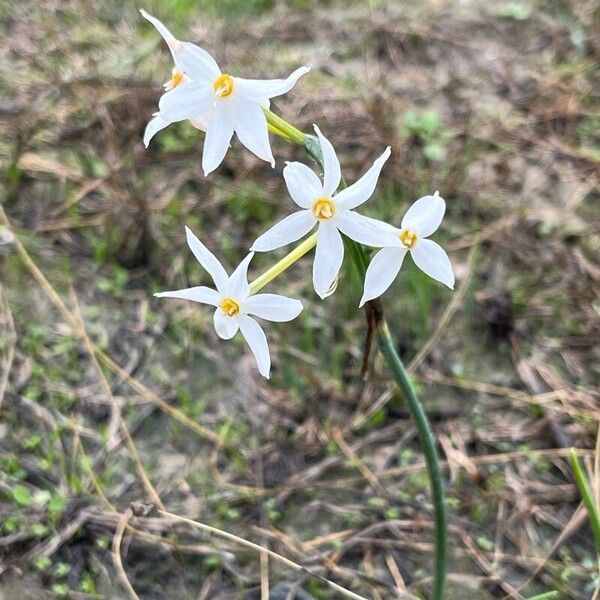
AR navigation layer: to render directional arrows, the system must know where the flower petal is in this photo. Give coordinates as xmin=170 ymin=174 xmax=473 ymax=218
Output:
xmin=401 ymin=193 xmax=446 ymax=238
xmin=143 ymin=114 xmax=170 ymax=147
xmin=213 ymin=309 xmax=239 ymax=340
xmin=202 ymin=104 xmax=235 ymax=176
xmin=313 ymin=125 xmax=341 ymax=196
xmin=313 ymin=223 xmax=344 ymax=299
xmin=243 ymin=294 xmax=303 ymax=322
xmin=359 ymin=247 xmax=407 ymax=307
xmin=283 ymin=162 xmax=323 ymax=208
xmin=335 ymin=211 xmax=399 ymax=247
xmin=158 ymin=81 xmax=213 ymax=123
xmin=227 ymin=252 xmax=254 ymax=299
xmin=411 ymin=239 xmax=454 ymax=289
xmin=234 ymin=102 xmax=274 ymax=166
xmin=334 ymin=146 xmax=391 ymax=210
xmin=250 ymin=211 xmax=315 ymax=252
xmin=234 ymin=66 xmax=310 ymax=101
xmin=185 ymin=226 xmax=229 ymax=292
xmin=140 ymin=10 xmax=220 ymax=79
xmin=175 ymin=42 xmax=221 ymax=81
xmin=238 ymin=315 xmax=271 ymax=378
xmin=140 ymin=9 xmax=177 ymax=47
xmin=154 ymin=285 xmax=220 ymax=306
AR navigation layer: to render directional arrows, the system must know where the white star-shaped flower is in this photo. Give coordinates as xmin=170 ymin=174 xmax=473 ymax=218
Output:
xmin=155 ymin=227 xmax=303 ymax=378
xmin=250 ymin=125 xmax=392 ymax=299
xmin=140 ymin=10 xmax=211 ymax=146
xmin=140 ymin=10 xmax=309 ymax=176
xmin=360 ymin=192 xmax=454 ymax=307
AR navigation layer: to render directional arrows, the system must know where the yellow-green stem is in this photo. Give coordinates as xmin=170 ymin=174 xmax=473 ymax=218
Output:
xmin=267 ymin=123 xmax=294 ymax=142
xmin=249 ymin=232 xmax=317 ymax=295
xmin=264 ymin=108 xmax=306 ymax=145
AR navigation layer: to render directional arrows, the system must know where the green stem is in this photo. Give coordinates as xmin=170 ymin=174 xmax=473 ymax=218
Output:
xmin=264 ymin=108 xmax=306 ymax=145
xmin=376 ymin=320 xmax=447 ymax=599
xmin=267 ymin=123 xmax=294 ymax=142
xmin=344 ymin=235 xmax=447 ymax=600
xmin=265 ymin=112 xmax=447 ymax=598
xmin=570 ymin=449 xmax=600 ymax=553
xmin=249 ymin=233 xmax=317 ymax=295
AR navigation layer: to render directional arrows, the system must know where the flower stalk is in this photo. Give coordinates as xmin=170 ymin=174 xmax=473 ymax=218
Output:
xmin=264 ymin=108 xmax=307 ymax=145
xmin=249 ymin=232 xmax=317 ymax=295
xmin=267 ymin=123 xmax=295 ymax=142
xmin=266 ymin=111 xmax=448 ymax=600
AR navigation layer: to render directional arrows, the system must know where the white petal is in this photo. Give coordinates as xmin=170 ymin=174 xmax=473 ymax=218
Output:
xmin=185 ymin=226 xmax=229 ymax=292
xmin=226 ymin=253 xmax=254 ymax=299
xmin=154 ymin=285 xmax=220 ymax=306
xmin=143 ymin=114 xmax=169 ymax=147
xmin=202 ymin=104 xmax=235 ymax=176
xmin=158 ymin=81 xmax=213 ymax=123
xmin=175 ymin=42 xmax=221 ymax=81
xmin=140 ymin=10 xmax=219 ymax=79
xmin=313 ymin=224 xmax=344 ymax=299
xmin=359 ymin=247 xmax=407 ymax=307
xmin=411 ymin=239 xmax=454 ymax=289
xmin=334 ymin=146 xmax=391 ymax=210
xmin=238 ymin=315 xmax=271 ymax=378
xmin=140 ymin=9 xmax=177 ymax=46
xmin=213 ymin=309 xmax=239 ymax=340
xmin=335 ymin=211 xmax=399 ymax=247
xmin=189 ymin=116 xmax=209 ymax=132
xmin=234 ymin=102 xmax=274 ymax=166
xmin=250 ymin=211 xmax=315 ymax=252
xmin=243 ymin=294 xmax=303 ymax=322
xmin=401 ymin=194 xmax=446 ymax=238
xmin=234 ymin=66 xmax=310 ymax=101
xmin=283 ymin=162 xmax=323 ymax=208
xmin=313 ymin=125 xmax=341 ymax=196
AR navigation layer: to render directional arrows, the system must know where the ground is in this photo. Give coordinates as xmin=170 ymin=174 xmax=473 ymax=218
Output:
xmin=0 ymin=0 xmax=599 ymax=598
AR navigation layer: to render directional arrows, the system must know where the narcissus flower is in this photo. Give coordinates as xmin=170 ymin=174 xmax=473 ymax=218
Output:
xmin=155 ymin=227 xmax=303 ymax=378
xmin=251 ymin=126 xmax=392 ymax=299
xmin=140 ymin=10 xmax=309 ymax=176
xmin=140 ymin=10 xmax=211 ymax=147
xmin=360 ymin=192 xmax=454 ymax=307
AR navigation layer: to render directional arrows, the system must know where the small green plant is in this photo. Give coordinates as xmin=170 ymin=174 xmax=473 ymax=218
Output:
xmin=12 ymin=484 xmax=33 ymax=507
xmin=400 ymin=109 xmax=450 ymax=162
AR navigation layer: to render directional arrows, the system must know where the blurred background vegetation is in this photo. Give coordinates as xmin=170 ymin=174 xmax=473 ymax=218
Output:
xmin=0 ymin=0 xmax=599 ymax=598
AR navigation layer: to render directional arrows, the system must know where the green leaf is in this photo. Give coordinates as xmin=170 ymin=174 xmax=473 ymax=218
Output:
xmin=498 ymin=2 xmax=532 ymax=20
xmin=12 ymin=484 xmax=33 ymax=506
xmin=51 ymin=583 xmax=69 ymax=597
xmin=34 ymin=555 xmax=51 ymax=571
xmin=476 ymin=535 xmax=495 ymax=552
xmin=48 ymin=493 xmax=67 ymax=520
xmin=423 ymin=143 xmax=447 ymax=162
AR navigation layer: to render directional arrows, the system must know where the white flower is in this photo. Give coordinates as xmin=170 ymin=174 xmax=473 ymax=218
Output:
xmin=155 ymin=227 xmax=303 ymax=378
xmin=140 ymin=10 xmax=211 ymax=147
xmin=360 ymin=192 xmax=454 ymax=307
xmin=250 ymin=125 xmax=392 ymax=299
xmin=140 ymin=10 xmax=309 ymax=176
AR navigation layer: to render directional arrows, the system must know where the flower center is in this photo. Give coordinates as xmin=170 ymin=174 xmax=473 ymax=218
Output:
xmin=399 ymin=228 xmax=418 ymax=249
xmin=212 ymin=74 xmax=235 ymax=98
xmin=219 ymin=297 xmax=240 ymax=317
xmin=312 ymin=197 xmax=336 ymax=220
xmin=164 ymin=69 xmax=185 ymax=91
